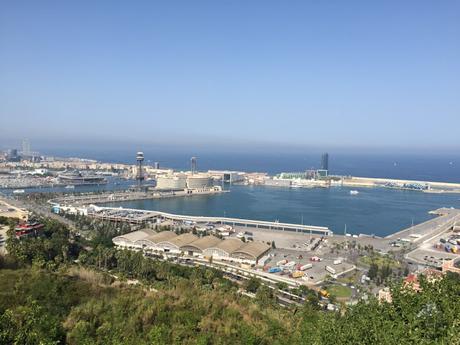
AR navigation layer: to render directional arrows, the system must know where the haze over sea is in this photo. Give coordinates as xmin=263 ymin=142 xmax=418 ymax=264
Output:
xmin=47 ymin=148 xmax=460 ymax=183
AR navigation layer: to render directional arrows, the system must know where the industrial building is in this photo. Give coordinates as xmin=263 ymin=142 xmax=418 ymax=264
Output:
xmin=207 ymin=170 xmax=245 ymax=183
xmin=112 ymin=231 xmax=271 ymax=264
xmin=155 ymin=233 xmax=198 ymax=253
xmin=155 ymin=174 xmax=187 ymax=190
xmin=231 ymin=241 xmax=271 ymax=262
xmin=154 ymin=172 xmax=213 ymax=191
xmin=186 ymin=173 xmax=212 ymax=189
xmin=181 ymin=235 xmax=222 ymax=256
xmin=135 ymin=231 xmax=177 ymax=250
xmin=202 ymin=238 xmax=245 ymax=259
xmin=112 ymin=229 xmax=157 ymax=249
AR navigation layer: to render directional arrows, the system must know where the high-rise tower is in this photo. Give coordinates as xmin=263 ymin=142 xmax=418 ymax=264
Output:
xmin=190 ymin=157 xmax=197 ymax=174
xmin=136 ymin=151 xmax=144 ymax=187
xmin=321 ymin=153 xmax=329 ymax=171
xmin=22 ymin=139 xmax=31 ymax=156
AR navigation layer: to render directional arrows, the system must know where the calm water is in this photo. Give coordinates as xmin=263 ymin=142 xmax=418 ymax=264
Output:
xmin=104 ymin=185 xmax=460 ymax=236
xmin=4 ymin=151 xmax=460 ymax=237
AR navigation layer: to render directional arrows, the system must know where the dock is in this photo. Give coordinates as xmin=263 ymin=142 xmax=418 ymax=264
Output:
xmin=49 ymin=187 xmax=225 ymax=206
xmin=386 ymin=207 xmax=460 ymax=243
xmin=87 ymin=206 xmax=333 ymax=236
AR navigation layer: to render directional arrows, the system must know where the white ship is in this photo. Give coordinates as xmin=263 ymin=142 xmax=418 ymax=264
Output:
xmin=13 ymin=189 xmax=25 ymax=194
xmin=350 ymin=190 xmax=359 ymax=195
xmin=65 ymin=185 xmax=75 ymax=189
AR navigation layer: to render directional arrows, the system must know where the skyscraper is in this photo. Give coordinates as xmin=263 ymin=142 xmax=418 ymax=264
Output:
xmin=321 ymin=153 xmax=329 ymax=171
xmin=191 ymin=157 xmax=197 ymax=174
xmin=22 ymin=139 xmax=31 ymax=156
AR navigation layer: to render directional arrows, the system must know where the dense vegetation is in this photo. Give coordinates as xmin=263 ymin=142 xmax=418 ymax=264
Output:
xmin=1 ymin=216 xmax=460 ymax=344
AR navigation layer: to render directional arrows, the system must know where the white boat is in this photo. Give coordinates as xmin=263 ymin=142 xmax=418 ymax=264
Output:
xmin=350 ymin=190 xmax=359 ymax=195
xmin=13 ymin=189 xmax=25 ymax=194
xmin=65 ymin=185 xmax=75 ymax=189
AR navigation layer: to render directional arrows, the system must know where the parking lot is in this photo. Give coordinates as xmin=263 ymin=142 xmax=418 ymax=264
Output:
xmin=406 ymin=227 xmax=460 ymax=267
xmin=265 ymin=248 xmax=355 ymax=284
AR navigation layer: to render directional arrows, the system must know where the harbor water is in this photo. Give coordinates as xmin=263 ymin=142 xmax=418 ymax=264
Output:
xmin=103 ymin=184 xmax=460 ymax=237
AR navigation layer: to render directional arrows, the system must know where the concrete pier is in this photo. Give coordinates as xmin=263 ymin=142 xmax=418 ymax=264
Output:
xmin=87 ymin=206 xmax=333 ymax=236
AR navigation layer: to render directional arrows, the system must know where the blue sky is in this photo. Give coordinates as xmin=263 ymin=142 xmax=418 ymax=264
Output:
xmin=1 ymin=1 xmax=459 ymax=153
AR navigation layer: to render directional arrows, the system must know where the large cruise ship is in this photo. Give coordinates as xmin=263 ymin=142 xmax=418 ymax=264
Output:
xmin=58 ymin=170 xmax=107 ymax=185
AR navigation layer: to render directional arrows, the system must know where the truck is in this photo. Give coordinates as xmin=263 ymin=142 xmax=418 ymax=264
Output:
xmin=291 ymin=271 xmax=304 ymax=278
xmin=300 ymin=263 xmax=313 ymax=271
xmin=325 ymin=266 xmax=336 ymax=275
xmin=284 ymin=261 xmax=296 ymax=268
xmin=319 ymin=289 xmax=330 ymax=298
xmin=268 ymin=267 xmax=282 ymax=274
xmin=276 ymin=259 xmax=288 ymax=266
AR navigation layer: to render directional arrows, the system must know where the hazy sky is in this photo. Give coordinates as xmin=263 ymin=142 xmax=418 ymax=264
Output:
xmin=1 ymin=1 xmax=459 ymax=152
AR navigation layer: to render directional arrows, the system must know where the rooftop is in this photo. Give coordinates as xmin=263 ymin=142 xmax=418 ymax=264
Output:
xmin=233 ymin=241 xmax=271 ymax=259
xmin=164 ymin=233 xmax=198 ymax=248
xmin=182 ymin=235 xmax=222 ymax=251
xmin=113 ymin=229 xmax=156 ymax=243
xmin=145 ymin=231 xmax=177 ymax=244
xmin=210 ymin=238 xmax=245 ymax=254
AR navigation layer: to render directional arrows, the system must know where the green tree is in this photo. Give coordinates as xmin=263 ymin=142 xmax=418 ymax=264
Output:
xmin=244 ymin=277 xmax=262 ymax=293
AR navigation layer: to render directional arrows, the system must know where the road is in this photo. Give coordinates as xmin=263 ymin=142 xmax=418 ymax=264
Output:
xmin=1 ymin=195 xmax=77 ymax=231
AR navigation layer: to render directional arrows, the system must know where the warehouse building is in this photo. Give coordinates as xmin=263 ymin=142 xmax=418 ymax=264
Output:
xmin=203 ymin=238 xmax=245 ymax=260
xmin=112 ymin=229 xmax=157 ymax=250
xmin=134 ymin=231 xmax=177 ymax=251
xmin=180 ymin=235 xmax=222 ymax=257
xmin=113 ymin=230 xmax=271 ymax=264
xmin=155 ymin=233 xmax=198 ymax=254
xmin=232 ymin=242 xmax=271 ymax=264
